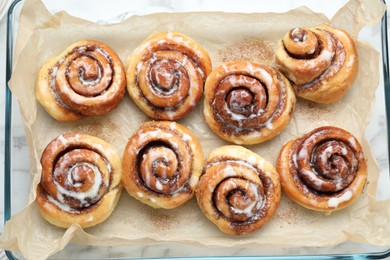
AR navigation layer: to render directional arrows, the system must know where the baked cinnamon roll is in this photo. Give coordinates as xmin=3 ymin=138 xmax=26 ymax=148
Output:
xmin=36 ymin=40 xmax=126 ymax=121
xmin=276 ymin=126 xmax=367 ymax=211
xmin=126 ymin=31 xmax=212 ymax=120
xmin=36 ymin=133 xmax=122 ymax=228
xmin=204 ymin=61 xmax=296 ymax=145
xmin=275 ymin=25 xmax=358 ymax=103
xmin=196 ymin=146 xmax=281 ymax=235
xmin=122 ymin=121 xmax=203 ymax=209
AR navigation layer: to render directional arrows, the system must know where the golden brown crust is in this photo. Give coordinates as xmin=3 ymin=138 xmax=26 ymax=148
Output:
xmin=36 ymin=133 xmax=122 ymax=228
xmin=276 ymin=126 xmax=367 ymax=212
xmin=275 ymin=25 xmax=358 ymax=104
xmin=203 ymin=61 xmax=296 ymax=145
xmin=196 ymin=146 xmax=281 ymax=235
xmin=36 ymin=40 xmax=126 ymax=122
xmin=126 ymin=31 xmax=212 ymax=120
xmin=122 ymin=121 xmax=204 ymax=209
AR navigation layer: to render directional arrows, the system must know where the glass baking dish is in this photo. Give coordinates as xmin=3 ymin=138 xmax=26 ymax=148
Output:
xmin=3 ymin=0 xmax=390 ymax=258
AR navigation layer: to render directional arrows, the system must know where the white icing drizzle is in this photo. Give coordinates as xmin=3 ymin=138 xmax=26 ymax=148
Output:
xmin=291 ymin=28 xmax=308 ymax=42
xmin=222 ymin=165 xmax=237 ymax=178
xmin=298 ymin=147 xmax=309 ymax=160
xmin=197 ymin=67 xmax=205 ymax=79
xmin=223 ymin=102 xmax=248 ymax=121
xmin=169 ymin=122 xmax=177 ymax=130
xmin=292 ymin=153 xmax=298 ymax=169
xmin=78 ymin=64 xmax=102 ymax=86
xmin=47 ymin=195 xmax=73 ymax=212
xmin=164 ymin=109 xmax=176 ymax=120
xmin=57 ymin=135 xmax=68 ymax=146
xmin=49 ymin=60 xmax=73 ymax=110
xmin=298 ymin=49 xmax=334 ymax=71
xmin=230 ymin=183 xmax=263 ymax=217
xmin=67 ymin=164 xmax=87 ymax=187
xmin=328 ymin=190 xmax=352 ymax=208
xmin=136 ymin=192 xmax=144 ymax=198
xmin=320 ymin=146 xmax=335 ymax=164
xmin=335 ymin=180 xmax=344 ymax=191
xmin=54 ymin=162 xmax=103 ymax=207
xmin=217 ymin=68 xmax=286 ymax=136
xmin=301 ymin=168 xmax=323 ymax=190
xmin=95 ymin=47 xmax=111 ymax=61
xmin=143 ymin=158 xmax=151 ymax=188
xmin=291 ymin=28 xmax=300 ymax=34
xmin=57 ymin=192 xmax=65 ymax=203
xmin=170 ymin=140 xmax=178 ymax=149
xmin=222 ymin=64 xmax=229 ymax=73
xmin=51 ymin=65 xmax=59 ymax=78
xmin=206 ymin=160 xmax=261 ymax=177
xmin=137 ymin=130 xmax=161 ymax=145
xmin=181 ymin=55 xmax=189 ymax=67
xmin=182 ymin=134 xmax=192 ymax=142
xmin=321 ymin=49 xmax=333 ymax=62
xmin=265 ymin=121 xmax=273 ymax=130
xmin=348 ymin=136 xmax=357 ymax=149
xmin=247 ymin=155 xmax=257 ymax=165
xmin=136 ymin=62 xmax=144 ymax=75
xmin=150 ymin=198 xmax=157 ymax=203
xmin=346 ymin=55 xmax=355 ymax=68
xmin=258 ymin=68 xmax=273 ymax=86
xmin=157 ymin=39 xmax=167 ymax=45
xmin=102 ymin=159 xmax=111 ymax=188
xmin=167 ymin=31 xmax=174 ymax=39
xmin=155 ymin=179 xmax=163 ymax=191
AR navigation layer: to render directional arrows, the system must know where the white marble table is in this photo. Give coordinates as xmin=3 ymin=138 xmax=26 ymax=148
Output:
xmin=0 ymin=0 xmax=389 ymax=258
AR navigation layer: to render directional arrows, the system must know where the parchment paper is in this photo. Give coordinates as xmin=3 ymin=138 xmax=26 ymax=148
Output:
xmin=1 ymin=0 xmax=389 ymax=259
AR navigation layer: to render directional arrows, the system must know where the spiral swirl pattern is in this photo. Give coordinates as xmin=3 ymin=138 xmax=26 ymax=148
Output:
xmin=275 ymin=25 xmax=358 ymax=103
xmin=277 ymin=126 xmax=367 ymax=211
xmin=122 ymin=121 xmax=203 ymax=209
xmin=36 ymin=133 xmax=122 ymax=228
xmin=204 ymin=61 xmax=296 ymax=145
xmin=196 ymin=146 xmax=281 ymax=235
xmin=36 ymin=40 xmax=126 ymax=121
xmin=126 ymin=31 xmax=212 ymax=120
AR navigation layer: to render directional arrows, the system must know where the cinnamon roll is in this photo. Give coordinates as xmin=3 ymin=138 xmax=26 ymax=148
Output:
xmin=196 ymin=146 xmax=281 ymax=235
xmin=126 ymin=31 xmax=212 ymax=120
xmin=36 ymin=40 xmax=126 ymax=122
xmin=122 ymin=121 xmax=203 ymax=209
xmin=204 ymin=61 xmax=296 ymax=145
xmin=276 ymin=126 xmax=367 ymax=211
xmin=275 ymin=25 xmax=358 ymax=103
xmin=36 ymin=133 xmax=122 ymax=228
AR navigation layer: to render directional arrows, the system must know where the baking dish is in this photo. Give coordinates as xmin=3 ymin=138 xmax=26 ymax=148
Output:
xmin=3 ymin=0 xmax=390 ymax=258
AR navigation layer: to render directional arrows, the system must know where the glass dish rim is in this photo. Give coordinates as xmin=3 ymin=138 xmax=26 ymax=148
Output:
xmin=3 ymin=0 xmax=390 ymax=259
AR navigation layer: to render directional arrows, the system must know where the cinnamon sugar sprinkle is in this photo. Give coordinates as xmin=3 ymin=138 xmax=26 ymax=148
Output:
xmin=219 ymin=39 xmax=275 ymax=65
xmin=275 ymin=199 xmax=299 ymax=225
xmin=74 ymin=119 xmax=119 ymax=143
xmin=149 ymin=212 xmax=178 ymax=232
xmin=294 ymin=100 xmax=332 ymax=123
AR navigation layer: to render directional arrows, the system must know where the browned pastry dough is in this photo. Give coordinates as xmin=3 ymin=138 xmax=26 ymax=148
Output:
xmin=122 ymin=121 xmax=203 ymax=209
xmin=204 ymin=61 xmax=296 ymax=145
xmin=276 ymin=126 xmax=367 ymax=211
xmin=275 ymin=25 xmax=358 ymax=103
xmin=36 ymin=133 xmax=122 ymax=228
xmin=196 ymin=146 xmax=281 ymax=235
xmin=126 ymin=31 xmax=212 ymax=120
xmin=36 ymin=40 xmax=126 ymax=121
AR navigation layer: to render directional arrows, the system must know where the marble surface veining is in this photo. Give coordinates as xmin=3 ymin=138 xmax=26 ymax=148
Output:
xmin=0 ymin=0 xmax=389 ymax=258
